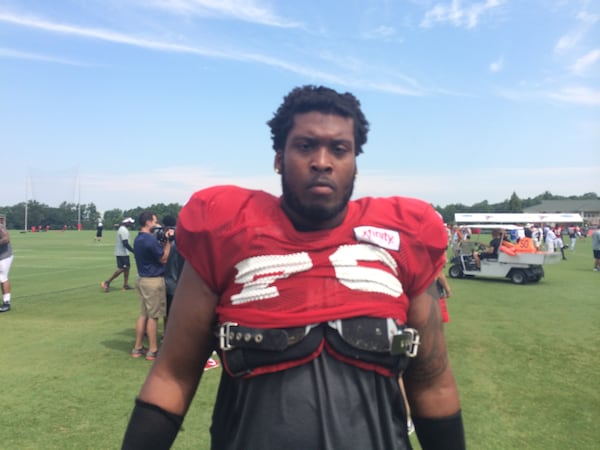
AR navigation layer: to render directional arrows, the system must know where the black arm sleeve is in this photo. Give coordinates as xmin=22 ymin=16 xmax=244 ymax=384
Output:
xmin=121 ymin=398 xmax=183 ymax=450
xmin=413 ymin=410 xmax=466 ymax=450
xmin=122 ymin=239 xmax=134 ymax=253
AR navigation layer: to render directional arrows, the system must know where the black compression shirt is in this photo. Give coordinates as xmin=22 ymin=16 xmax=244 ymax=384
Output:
xmin=210 ymin=350 xmax=412 ymax=450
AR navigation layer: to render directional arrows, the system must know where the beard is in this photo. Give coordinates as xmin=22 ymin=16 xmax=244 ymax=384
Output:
xmin=280 ymin=169 xmax=355 ymax=224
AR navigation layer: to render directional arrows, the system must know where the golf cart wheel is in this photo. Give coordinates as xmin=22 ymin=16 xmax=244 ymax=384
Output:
xmin=510 ymin=269 xmax=527 ymax=285
xmin=448 ymin=264 xmax=463 ymax=279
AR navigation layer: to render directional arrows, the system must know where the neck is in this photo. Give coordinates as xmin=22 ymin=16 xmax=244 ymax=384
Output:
xmin=281 ymin=201 xmax=347 ymax=231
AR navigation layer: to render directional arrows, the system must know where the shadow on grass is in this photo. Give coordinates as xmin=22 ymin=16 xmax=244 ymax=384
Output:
xmin=102 ymin=328 xmax=136 ymax=354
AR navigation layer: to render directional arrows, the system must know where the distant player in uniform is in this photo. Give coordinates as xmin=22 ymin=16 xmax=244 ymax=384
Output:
xmin=122 ymin=85 xmax=464 ymax=450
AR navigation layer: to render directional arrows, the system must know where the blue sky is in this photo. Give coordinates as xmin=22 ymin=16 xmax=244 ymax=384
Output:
xmin=1 ymin=0 xmax=599 ymax=213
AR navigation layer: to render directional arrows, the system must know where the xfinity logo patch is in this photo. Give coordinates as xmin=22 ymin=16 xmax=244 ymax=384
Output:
xmin=354 ymin=226 xmax=400 ymax=251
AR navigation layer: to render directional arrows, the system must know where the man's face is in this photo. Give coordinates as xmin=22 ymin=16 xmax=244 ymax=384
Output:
xmin=275 ymin=111 xmax=357 ymax=230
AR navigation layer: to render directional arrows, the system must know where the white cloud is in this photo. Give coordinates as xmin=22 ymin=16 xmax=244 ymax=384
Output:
xmin=489 ymin=56 xmax=503 ymax=73
xmin=554 ymin=32 xmax=582 ymax=53
xmin=570 ymin=48 xmax=600 ymax=75
xmin=0 ymin=11 xmax=424 ymax=96
xmin=420 ymin=0 xmax=504 ymax=29
xmin=496 ymin=85 xmax=600 ymax=106
xmin=0 ymin=11 xmax=227 ymax=56
xmin=547 ymin=86 xmax=600 ymax=105
xmin=361 ymin=25 xmax=397 ymax=40
xmin=143 ymin=0 xmax=302 ymax=28
xmin=576 ymin=10 xmax=599 ymax=26
xmin=554 ymin=8 xmax=599 ymax=53
xmin=0 ymin=47 xmax=93 ymax=66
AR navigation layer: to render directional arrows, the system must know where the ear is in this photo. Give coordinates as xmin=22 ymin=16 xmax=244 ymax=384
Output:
xmin=274 ymin=151 xmax=282 ymax=174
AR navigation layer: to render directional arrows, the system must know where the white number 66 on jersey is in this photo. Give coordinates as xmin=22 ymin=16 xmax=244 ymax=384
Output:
xmin=231 ymin=244 xmax=403 ymax=305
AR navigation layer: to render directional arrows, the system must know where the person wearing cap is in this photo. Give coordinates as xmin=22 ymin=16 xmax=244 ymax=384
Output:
xmin=101 ymin=217 xmax=135 ymax=292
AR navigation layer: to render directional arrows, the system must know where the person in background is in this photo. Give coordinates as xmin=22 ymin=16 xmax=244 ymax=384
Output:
xmin=532 ymin=225 xmax=544 ymax=249
xmin=436 ymin=270 xmax=453 ymax=323
xmin=0 ymin=222 xmax=14 ymax=313
xmin=544 ymin=226 xmax=557 ymax=253
xmin=131 ymin=211 xmax=173 ymax=361
xmin=162 ymin=214 xmax=219 ymax=371
xmin=101 ymin=218 xmax=135 ymax=292
xmin=592 ymin=228 xmax=600 ymax=272
xmin=95 ymin=220 xmax=104 ymax=242
xmin=122 ymin=85 xmax=464 ymax=450
xmin=554 ymin=227 xmax=567 ymax=260
xmin=451 ymin=225 xmax=463 ymax=256
xmin=162 ymin=215 xmax=181 ymax=328
xmin=473 ymin=229 xmax=502 ymax=269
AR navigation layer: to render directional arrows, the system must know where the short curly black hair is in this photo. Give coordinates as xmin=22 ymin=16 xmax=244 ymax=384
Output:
xmin=267 ymin=85 xmax=369 ymax=155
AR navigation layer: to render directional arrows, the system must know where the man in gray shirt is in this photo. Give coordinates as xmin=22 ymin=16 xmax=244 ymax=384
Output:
xmin=101 ymin=217 xmax=135 ymax=292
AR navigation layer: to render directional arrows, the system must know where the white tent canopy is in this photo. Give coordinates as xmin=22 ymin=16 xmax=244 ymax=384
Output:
xmin=454 ymin=213 xmax=583 ymax=224
xmin=456 ymin=224 xmax=522 ymax=230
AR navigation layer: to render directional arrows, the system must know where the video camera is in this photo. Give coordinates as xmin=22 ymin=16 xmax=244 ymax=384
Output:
xmin=151 ymin=226 xmax=175 ymax=243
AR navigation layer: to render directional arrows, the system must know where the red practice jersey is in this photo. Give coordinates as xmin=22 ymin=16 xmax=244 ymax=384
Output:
xmin=177 ymin=186 xmax=447 ymax=328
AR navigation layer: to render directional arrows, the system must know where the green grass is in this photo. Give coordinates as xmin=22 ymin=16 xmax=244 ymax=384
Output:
xmin=0 ymin=230 xmax=219 ymax=450
xmin=1 ymin=230 xmax=599 ymax=449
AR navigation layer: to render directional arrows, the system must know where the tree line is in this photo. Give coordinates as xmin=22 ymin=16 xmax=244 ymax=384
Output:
xmin=0 ymin=191 xmax=597 ymax=230
xmin=0 ymin=200 xmax=181 ymax=231
xmin=434 ymin=191 xmax=598 ymax=224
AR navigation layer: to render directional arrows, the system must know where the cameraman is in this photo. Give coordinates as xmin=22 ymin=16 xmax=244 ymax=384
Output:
xmin=131 ymin=211 xmax=174 ymax=361
xmin=162 ymin=215 xmax=182 ymax=328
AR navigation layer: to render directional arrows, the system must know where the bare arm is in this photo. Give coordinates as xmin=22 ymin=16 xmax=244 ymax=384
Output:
xmin=403 ymin=281 xmax=460 ymax=418
xmin=137 ymin=260 xmax=218 ymax=415
xmin=159 ymin=239 xmax=172 ymax=265
xmin=437 ymin=272 xmax=452 ymax=298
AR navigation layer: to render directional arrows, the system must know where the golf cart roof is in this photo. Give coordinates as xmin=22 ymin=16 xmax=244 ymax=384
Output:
xmin=454 ymin=213 xmax=583 ymax=224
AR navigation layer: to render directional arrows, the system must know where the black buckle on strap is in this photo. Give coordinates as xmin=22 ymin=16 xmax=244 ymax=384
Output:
xmin=218 ymin=322 xmax=238 ymax=351
xmin=391 ymin=328 xmax=420 ymax=358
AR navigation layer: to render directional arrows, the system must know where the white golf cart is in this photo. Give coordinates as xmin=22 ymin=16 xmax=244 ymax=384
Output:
xmin=449 ymin=212 xmax=582 ymax=284
xmin=448 ymin=224 xmax=562 ymax=284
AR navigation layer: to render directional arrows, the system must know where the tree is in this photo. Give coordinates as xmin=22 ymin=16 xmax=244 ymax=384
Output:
xmin=508 ymin=192 xmax=522 ymax=212
xmin=581 ymin=192 xmax=599 ymax=199
xmin=470 ymin=200 xmax=491 ymax=212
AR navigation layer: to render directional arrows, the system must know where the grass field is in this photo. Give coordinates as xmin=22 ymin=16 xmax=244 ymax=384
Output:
xmin=0 ymin=229 xmax=598 ymax=449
